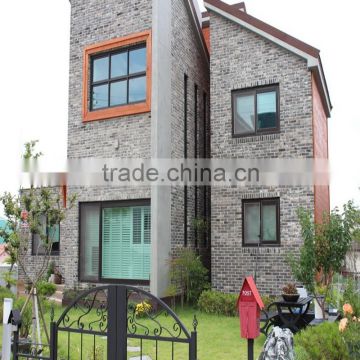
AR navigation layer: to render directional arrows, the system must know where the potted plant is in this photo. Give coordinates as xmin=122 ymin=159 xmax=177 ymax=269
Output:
xmin=47 ymin=261 xmax=55 ymax=283
xmin=282 ymin=283 xmax=300 ymax=302
xmin=53 ymin=266 xmax=62 ymax=284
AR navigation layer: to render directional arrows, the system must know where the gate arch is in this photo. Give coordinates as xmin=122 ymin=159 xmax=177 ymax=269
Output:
xmin=53 ymin=285 xmax=197 ymax=359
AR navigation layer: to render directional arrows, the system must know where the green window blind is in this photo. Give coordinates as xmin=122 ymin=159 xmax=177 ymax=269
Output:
xmin=102 ymin=205 xmax=151 ymax=280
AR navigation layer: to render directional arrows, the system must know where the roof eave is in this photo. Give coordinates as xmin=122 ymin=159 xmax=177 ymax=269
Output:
xmin=204 ymin=0 xmax=332 ymax=117
xmin=185 ymin=0 xmax=210 ymax=65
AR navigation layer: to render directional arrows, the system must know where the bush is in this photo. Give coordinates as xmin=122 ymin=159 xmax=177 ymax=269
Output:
xmin=262 ymin=295 xmax=276 ymax=309
xmin=0 ymin=286 xmax=15 ymax=322
xmin=168 ymin=248 xmax=209 ymax=305
xmin=295 ymin=322 xmax=349 ymax=360
xmin=13 ymin=297 xmax=32 ymax=339
xmin=342 ymin=319 xmax=360 ymax=358
xmin=198 ymin=290 xmax=238 ymax=316
xmin=342 ymin=278 xmax=360 ymax=317
xmin=37 ymin=281 xmax=56 ymax=297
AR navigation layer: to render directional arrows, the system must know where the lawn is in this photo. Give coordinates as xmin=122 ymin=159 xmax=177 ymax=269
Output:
xmin=0 ymin=304 xmax=266 ymax=359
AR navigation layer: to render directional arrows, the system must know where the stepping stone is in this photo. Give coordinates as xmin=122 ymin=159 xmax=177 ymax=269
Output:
xmin=128 ymin=346 xmax=141 ymax=352
xmin=129 ymin=356 xmax=152 ymax=360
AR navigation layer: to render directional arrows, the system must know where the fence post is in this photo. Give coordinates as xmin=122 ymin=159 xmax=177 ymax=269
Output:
xmin=189 ymin=331 xmax=197 ymax=360
xmin=12 ymin=328 xmax=19 ymax=360
xmin=2 ymin=297 xmax=13 ymax=360
xmin=50 ymin=321 xmax=58 ymax=360
xmin=117 ymin=286 xmax=128 ymax=360
xmin=107 ymin=286 xmax=117 ymax=360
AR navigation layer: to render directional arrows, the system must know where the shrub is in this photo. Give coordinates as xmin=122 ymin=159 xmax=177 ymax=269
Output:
xmin=87 ymin=344 xmax=104 ymax=360
xmin=168 ymin=248 xmax=209 ymax=305
xmin=339 ymin=302 xmax=360 ymax=358
xmin=198 ymin=290 xmax=238 ymax=316
xmin=0 ymin=286 xmax=15 ymax=322
xmin=13 ymin=297 xmax=32 ymax=339
xmin=37 ymin=281 xmax=56 ymax=297
xmin=341 ymin=318 xmax=360 ymax=358
xmin=261 ymin=295 xmax=276 ymax=309
xmin=342 ymin=279 xmax=360 ymax=317
xmin=135 ymin=301 xmax=152 ymax=317
xmin=295 ymin=322 xmax=349 ymax=360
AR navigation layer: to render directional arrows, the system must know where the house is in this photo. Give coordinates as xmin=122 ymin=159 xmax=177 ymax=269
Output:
xmin=20 ymin=0 xmax=330 ymax=296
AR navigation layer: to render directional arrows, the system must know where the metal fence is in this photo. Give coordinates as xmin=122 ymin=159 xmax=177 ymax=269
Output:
xmin=12 ymin=285 xmax=198 ymax=360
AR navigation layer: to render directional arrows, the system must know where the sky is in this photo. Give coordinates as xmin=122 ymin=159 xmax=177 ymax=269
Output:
xmin=0 ymin=0 xmax=359 ymax=218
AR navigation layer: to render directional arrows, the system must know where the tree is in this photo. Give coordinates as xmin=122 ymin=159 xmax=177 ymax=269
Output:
xmin=0 ymin=141 xmax=75 ymax=352
xmin=167 ymin=248 xmax=209 ymax=308
xmin=289 ymin=201 xmax=358 ymax=319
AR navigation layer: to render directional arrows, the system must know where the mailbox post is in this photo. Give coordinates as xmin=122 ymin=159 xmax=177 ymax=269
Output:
xmin=237 ymin=276 xmax=264 ymax=360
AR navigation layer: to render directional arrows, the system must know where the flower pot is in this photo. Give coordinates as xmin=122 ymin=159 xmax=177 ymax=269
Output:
xmin=282 ymin=294 xmax=300 ymax=302
xmin=53 ymin=274 xmax=62 ymax=284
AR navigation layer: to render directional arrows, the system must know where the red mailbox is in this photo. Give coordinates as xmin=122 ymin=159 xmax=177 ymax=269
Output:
xmin=237 ymin=276 xmax=264 ymax=339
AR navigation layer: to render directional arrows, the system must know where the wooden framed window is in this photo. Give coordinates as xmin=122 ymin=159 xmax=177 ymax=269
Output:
xmin=79 ymin=200 xmax=151 ymax=284
xmin=232 ymin=85 xmax=280 ymax=137
xmin=83 ymin=31 xmax=152 ymax=122
xmin=242 ymin=198 xmax=280 ymax=246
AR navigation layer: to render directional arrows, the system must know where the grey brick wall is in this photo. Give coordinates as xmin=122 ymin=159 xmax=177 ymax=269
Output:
xmin=18 ymin=0 xmax=153 ymax=290
xmin=65 ymin=0 xmax=153 ymax=290
xmin=170 ymin=0 xmax=210 ymax=258
xmin=209 ymin=12 xmax=315 ymax=295
xmin=19 ymin=0 xmax=212 ymax=293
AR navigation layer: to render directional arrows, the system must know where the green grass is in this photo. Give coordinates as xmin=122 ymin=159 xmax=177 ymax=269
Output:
xmin=0 ymin=304 xmax=266 ymax=359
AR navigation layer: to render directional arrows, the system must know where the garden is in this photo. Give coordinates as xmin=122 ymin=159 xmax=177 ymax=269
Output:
xmin=0 ymin=142 xmax=359 ymax=359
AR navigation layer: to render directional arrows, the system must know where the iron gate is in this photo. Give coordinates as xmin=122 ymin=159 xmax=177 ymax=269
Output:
xmin=12 ymin=285 xmax=198 ymax=359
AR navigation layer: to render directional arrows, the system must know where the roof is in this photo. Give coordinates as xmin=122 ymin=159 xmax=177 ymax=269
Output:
xmin=237 ymin=276 xmax=265 ymax=309
xmin=0 ymin=244 xmax=9 ymax=264
xmin=203 ymin=0 xmax=332 ymax=117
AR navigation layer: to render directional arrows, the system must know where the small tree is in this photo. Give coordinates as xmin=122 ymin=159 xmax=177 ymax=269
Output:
xmin=289 ymin=201 xmax=358 ymax=319
xmin=0 ymin=141 xmax=75 ymax=350
xmin=167 ymin=248 xmax=209 ymax=308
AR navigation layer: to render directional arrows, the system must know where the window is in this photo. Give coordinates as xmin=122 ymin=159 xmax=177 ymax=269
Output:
xmin=232 ymin=85 xmax=279 ymax=136
xmin=79 ymin=200 xmax=151 ymax=283
xmin=83 ymin=31 xmax=152 ymax=122
xmin=91 ymin=45 xmax=146 ymax=110
xmin=32 ymin=215 xmax=60 ymax=255
xmin=242 ymin=198 xmax=280 ymax=246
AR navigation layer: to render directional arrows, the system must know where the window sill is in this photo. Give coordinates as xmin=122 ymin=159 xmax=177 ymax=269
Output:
xmin=232 ymin=131 xmax=281 ymax=144
xmin=242 ymin=244 xmax=280 ymax=248
xmin=31 ymin=251 xmax=60 ymax=256
xmin=80 ymin=278 xmax=150 ymax=286
xmin=83 ymin=101 xmax=150 ymax=122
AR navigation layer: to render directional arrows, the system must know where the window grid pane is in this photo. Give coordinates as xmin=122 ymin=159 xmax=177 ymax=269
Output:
xmin=257 ymin=91 xmax=277 ymax=130
xmin=234 ymin=94 xmax=255 ymax=135
xmin=129 ymin=76 xmax=146 ymax=103
xmin=243 ymin=203 xmax=260 ymax=244
xmin=262 ymin=203 xmax=277 ymax=242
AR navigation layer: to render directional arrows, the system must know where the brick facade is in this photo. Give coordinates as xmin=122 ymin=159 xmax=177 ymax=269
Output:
xmin=18 ymin=0 xmax=330 ymax=297
xmin=170 ymin=0 xmax=210 ymax=257
xmin=209 ymin=12 xmax=316 ymax=295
